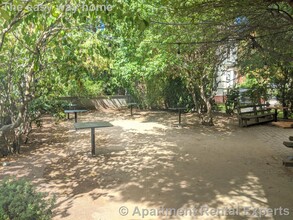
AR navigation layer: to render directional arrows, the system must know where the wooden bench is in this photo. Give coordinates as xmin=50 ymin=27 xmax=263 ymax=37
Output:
xmin=237 ymin=104 xmax=276 ymax=127
xmin=283 ymin=137 xmax=293 ymax=167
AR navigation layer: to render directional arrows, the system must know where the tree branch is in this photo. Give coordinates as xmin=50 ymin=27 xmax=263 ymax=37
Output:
xmin=0 ymin=2 xmax=31 ymax=50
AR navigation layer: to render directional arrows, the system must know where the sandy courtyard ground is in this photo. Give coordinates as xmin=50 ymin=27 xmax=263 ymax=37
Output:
xmin=0 ymin=109 xmax=293 ymax=220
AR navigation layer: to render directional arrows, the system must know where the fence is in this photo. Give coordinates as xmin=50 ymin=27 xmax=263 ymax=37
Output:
xmin=58 ymin=95 xmax=129 ymax=110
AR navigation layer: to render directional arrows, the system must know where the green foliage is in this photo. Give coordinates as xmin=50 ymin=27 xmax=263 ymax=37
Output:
xmin=29 ymin=97 xmax=68 ymax=120
xmin=143 ymin=77 xmax=166 ymax=108
xmin=1 ymin=0 xmax=293 ymax=132
xmin=215 ymin=103 xmax=226 ymax=113
xmin=63 ymin=78 xmax=104 ymax=97
xmin=163 ymin=77 xmax=193 ymax=108
xmin=239 ymin=76 xmax=268 ymax=103
xmin=0 ymin=178 xmax=55 ymax=220
xmin=225 ymin=88 xmax=239 ymax=114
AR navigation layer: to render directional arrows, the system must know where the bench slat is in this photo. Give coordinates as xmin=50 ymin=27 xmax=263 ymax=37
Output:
xmin=241 ymin=113 xmax=274 ymax=119
xmin=238 ymin=104 xmax=268 ymax=107
xmin=283 ymin=141 xmax=293 ymax=148
xmin=239 ymin=110 xmax=271 ymax=115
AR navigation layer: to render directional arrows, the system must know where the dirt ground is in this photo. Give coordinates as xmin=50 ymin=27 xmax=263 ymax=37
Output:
xmin=0 ymin=109 xmax=293 ymax=220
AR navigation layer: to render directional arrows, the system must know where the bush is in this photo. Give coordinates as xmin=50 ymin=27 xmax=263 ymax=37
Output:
xmin=225 ymin=88 xmax=239 ymax=114
xmin=0 ymin=178 xmax=55 ymax=220
xmin=29 ymin=97 xmax=67 ymax=120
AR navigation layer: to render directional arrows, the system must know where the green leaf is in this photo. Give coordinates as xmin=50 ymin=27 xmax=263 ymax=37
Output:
xmin=0 ymin=8 xmax=10 ymax=21
xmin=51 ymin=7 xmax=60 ymax=18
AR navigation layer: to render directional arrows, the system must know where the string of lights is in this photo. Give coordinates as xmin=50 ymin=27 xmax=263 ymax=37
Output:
xmin=142 ymin=28 xmax=293 ymax=45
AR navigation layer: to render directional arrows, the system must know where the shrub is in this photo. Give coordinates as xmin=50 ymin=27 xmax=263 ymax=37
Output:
xmin=0 ymin=178 xmax=55 ymax=220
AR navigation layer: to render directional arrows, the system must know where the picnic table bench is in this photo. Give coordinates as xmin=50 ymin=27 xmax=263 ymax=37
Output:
xmin=283 ymin=136 xmax=293 ymax=167
xmin=237 ymin=104 xmax=275 ymax=127
xmin=74 ymin=121 xmax=113 ymax=156
xmin=64 ymin=109 xmax=87 ymax=123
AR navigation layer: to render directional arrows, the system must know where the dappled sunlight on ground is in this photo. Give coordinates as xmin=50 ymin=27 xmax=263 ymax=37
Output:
xmin=0 ymin=110 xmax=292 ymax=219
xmin=111 ymin=119 xmax=169 ymax=135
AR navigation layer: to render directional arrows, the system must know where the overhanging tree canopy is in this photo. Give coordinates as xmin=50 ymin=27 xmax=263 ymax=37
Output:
xmin=0 ymin=0 xmax=292 ymax=154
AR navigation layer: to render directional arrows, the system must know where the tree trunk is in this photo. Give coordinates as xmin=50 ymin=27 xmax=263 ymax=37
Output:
xmin=0 ymin=107 xmax=24 ymax=155
xmin=199 ymin=86 xmax=214 ymax=126
xmin=191 ymin=91 xmax=198 ymax=112
xmin=0 ymin=65 xmax=33 ymax=155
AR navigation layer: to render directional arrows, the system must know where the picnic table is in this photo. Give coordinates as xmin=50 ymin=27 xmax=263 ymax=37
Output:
xmin=169 ymin=107 xmax=187 ymax=125
xmin=64 ymin=109 xmax=87 ymax=122
xmin=74 ymin=121 xmax=113 ymax=156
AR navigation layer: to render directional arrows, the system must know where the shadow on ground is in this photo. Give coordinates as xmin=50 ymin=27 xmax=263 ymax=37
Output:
xmin=0 ymin=110 xmax=292 ymax=219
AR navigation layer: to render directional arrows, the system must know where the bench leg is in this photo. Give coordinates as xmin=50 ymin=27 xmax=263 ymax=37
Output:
xmin=67 ymin=113 xmax=70 ymax=120
xmin=239 ymin=119 xmax=242 ymax=127
xmin=74 ymin=112 xmax=77 ymax=123
xmin=274 ymin=112 xmax=278 ymax=122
